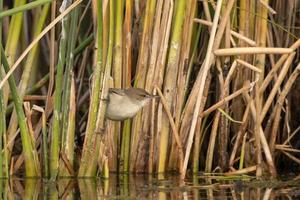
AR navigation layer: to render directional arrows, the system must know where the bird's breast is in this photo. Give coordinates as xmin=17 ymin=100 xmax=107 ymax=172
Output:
xmin=105 ymin=94 xmax=143 ymax=121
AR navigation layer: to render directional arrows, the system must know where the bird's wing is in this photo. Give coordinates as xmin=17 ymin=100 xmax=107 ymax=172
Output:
xmin=109 ymin=88 xmax=126 ymax=96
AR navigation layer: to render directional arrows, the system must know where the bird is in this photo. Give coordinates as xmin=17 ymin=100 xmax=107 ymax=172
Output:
xmin=105 ymin=88 xmax=159 ymax=121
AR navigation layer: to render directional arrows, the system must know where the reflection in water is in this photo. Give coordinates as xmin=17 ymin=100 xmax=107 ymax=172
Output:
xmin=1 ymin=175 xmax=300 ymax=199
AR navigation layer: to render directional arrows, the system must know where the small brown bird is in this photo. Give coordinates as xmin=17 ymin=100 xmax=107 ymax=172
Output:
xmin=105 ymin=88 xmax=158 ymax=121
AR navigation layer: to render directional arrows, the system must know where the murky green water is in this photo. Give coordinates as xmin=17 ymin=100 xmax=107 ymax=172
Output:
xmin=1 ymin=174 xmax=300 ymax=199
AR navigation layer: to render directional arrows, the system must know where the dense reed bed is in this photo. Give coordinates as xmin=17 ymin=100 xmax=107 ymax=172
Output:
xmin=0 ymin=0 xmax=299 ymax=179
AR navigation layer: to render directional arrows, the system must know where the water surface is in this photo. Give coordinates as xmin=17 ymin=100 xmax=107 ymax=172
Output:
xmin=2 ymin=174 xmax=300 ymax=199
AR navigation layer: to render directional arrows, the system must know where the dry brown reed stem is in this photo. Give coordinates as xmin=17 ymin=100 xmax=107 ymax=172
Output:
xmin=269 ymin=63 xmax=300 ymax=155
xmin=224 ymin=165 xmax=257 ymax=175
xmin=205 ymin=112 xmax=220 ymax=173
xmin=214 ymin=47 xmax=293 ymax=56
xmin=6 ymin=120 xmax=19 ymax=158
xmin=192 ymin=74 xmax=211 ymax=172
xmin=255 ymin=83 xmax=263 ymax=178
xmin=216 ymin=59 xmax=237 ymax=170
xmin=131 ymin=1 xmax=157 ymax=172
xmin=212 ymin=61 xmax=225 ymax=171
xmin=179 ymin=69 xmax=209 ymax=146
xmin=182 ymin=0 xmax=224 ymax=179
xmin=229 ymin=104 xmax=250 ymax=167
xmin=225 ymin=60 xmax=238 ymax=84
xmin=153 ymin=0 xmax=173 ymax=89
xmin=236 ymin=59 xmax=262 ymax=74
xmin=169 ymin=0 xmax=197 ymax=172
xmin=22 ymin=95 xmax=47 ymax=101
xmin=260 ymin=39 xmax=300 ymax=93
xmin=145 ymin=0 xmax=163 ymax=92
xmin=212 ymin=0 xmax=235 ymax=49
xmin=201 ymin=81 xmax=251 ymax=117
xmin=260 ymin=52 xmax=295 ymax=122
xmin=266 ymin=32 xmax=276 ymax=68
xmin=281 ymin=151 xmax=300 ymax=165
xmin=193 ymin=18 xmax=256 ymax=47
xmin=155 ymin=86 xmax=184 ymax=173
xmin=0 ymin=0 xmax=83 ymax=90
xmin=283 ymin=126 xmax=300 ymax=146
xmin=276 ymin=145 xmax=300 ymax=153
xmin=141 ymin=0 xmax=164 ymax=172
xmin=148 ymin=89 xmax=157 ymax=173
xmin=243 ymin=92 xmax=277 ymax=176
xmin=135 ymin=0 xmax=155 ymax=87
xmin=202 ymin=0 xmax=212 ymax=22
xmin=259 ymin=0 xmax=277 ymax=14
xmin=60 ymin=152 xmax=75 ymax=176
xmin=155 ymin=0 xmax=177 ymax=174
xmin=123 ymin=0 xmax=132 ymax=87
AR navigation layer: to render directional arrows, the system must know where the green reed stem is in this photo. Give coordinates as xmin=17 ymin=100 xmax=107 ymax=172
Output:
xmin=60 ymin=6 xmax=79 ymax=177
xmin=78 ymin=0 xmax=104 ymax=177
xmin=73 ymin=34 xmax=94 ymax=56
xmin=50 ymin=3 xmax=71 ymax=179
xmin=0 ymin=0 xmax=52 ymax=18
xmin=42 ymin=112 xmax=49 ymax=178
xmin=1 ymin=46 xmax=40 ymax=177
xmin=0 ymin=0 xmax=4 ymax=178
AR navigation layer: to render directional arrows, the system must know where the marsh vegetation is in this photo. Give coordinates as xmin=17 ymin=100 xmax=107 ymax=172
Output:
xmin=0 ymin=0 xmax=299 ymax=182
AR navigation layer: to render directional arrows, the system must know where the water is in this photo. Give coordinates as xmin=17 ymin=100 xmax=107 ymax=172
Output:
xmin=2 ymin=174 xmax=300 ymax=199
